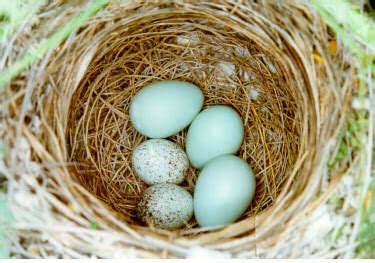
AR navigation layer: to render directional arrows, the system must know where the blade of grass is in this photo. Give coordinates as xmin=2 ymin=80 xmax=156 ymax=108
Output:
xmin=0 ymin=0 xmax=108 ymax=89
xmin=0 ymin=0 xmax=45 ymax=41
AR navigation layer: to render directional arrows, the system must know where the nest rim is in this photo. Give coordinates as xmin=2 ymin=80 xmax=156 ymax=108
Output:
xmin=2 ymin=0 xmax=359 ymax=258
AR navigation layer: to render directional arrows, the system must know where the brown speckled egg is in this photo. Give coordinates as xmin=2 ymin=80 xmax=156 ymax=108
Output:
xmin=132 ymin=139 xmax=189 ymax=185
xmin=137 ymin=184 xmax=193 ymax=230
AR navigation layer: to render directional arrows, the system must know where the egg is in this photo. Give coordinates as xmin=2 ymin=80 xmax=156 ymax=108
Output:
xmin=137 ymin=184 xmax=194 ymax=230
xmin=186 ymin=105 xmax=244 ymax=168
xmin=130 ymin=80 xmax=204 ymax=138
xmin=132 ymin=139 xmax=189 ymax=185
xmin=193 ymin=155 xmax=256 ymax=227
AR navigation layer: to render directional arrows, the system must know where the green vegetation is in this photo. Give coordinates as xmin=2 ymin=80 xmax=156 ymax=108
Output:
xmin=357 ymin=178 xmax=375 ymax=258
xmin=0 ymin=0 xmax=43 ymax=41
xmin=90 ymin=221 xmax=99 ymax=230
xmin=312 ymin=0 xmax=374 ymax=258
xmin=0 ymin=0 xmax=108 ymax=88
xmin=311 ymin=0 xmax=375 ymax=57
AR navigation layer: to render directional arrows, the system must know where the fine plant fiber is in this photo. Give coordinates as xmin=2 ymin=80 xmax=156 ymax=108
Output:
xmin=0 ymin=0 xmax=371 ymax=259
xmin=66 ymin=18 xmax=302 ymax=225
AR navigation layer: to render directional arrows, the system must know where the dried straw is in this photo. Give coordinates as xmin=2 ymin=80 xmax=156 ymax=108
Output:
xmin=1 ymin=0 xmax=360 ymax=258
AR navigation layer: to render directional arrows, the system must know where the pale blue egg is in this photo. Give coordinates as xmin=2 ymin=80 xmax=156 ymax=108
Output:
xmin=130 ymin=80 xmax=204 ymax=138
xmin=193 ymin=155 xmax=256 ymax=227
xmin=186 ymin=105 xmax=244 ymax=168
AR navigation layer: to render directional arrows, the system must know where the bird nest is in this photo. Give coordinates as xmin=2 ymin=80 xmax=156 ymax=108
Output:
xmin=1 ymin=0 xmax=359 ymax=258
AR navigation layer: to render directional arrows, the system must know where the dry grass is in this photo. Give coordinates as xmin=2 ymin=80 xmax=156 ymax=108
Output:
xmin=0 ymin=0 xmax=362 ymax=258
xmin=66 ymin=17 xmax=302 ymax=226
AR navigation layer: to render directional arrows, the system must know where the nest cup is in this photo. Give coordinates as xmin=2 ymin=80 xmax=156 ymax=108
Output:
xmin=67 ymin=5 xmax=303 ymax=224
xmin=4 ymin=1 xmax=358 ymax=258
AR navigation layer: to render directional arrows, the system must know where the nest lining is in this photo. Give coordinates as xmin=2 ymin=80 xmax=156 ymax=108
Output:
xmin=66 ymin=13 xmax=302 ymax=228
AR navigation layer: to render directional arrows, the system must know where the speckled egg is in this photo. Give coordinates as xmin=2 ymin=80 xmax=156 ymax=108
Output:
xmin=137 ymin=184 xmax=194 ymax=230
xmin=132 ymin=139 xmax=189 ymax=185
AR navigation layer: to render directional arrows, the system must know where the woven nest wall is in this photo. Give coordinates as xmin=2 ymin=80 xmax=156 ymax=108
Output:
xmin=2 ymin=0 xmax=359 ymax=258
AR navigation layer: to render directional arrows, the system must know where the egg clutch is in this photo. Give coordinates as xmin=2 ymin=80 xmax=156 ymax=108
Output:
xmin=130 ymin=80 xmax=256 ymax=230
